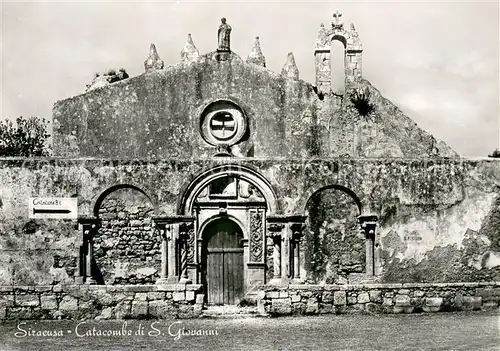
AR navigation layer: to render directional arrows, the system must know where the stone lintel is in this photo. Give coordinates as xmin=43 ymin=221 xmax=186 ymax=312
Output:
xmin=152 ymin=215 xmax=195 ymax=225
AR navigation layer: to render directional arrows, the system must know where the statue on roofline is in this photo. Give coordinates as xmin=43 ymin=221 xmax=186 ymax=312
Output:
xmin=218 ymin=17 xmax=232 ymax=52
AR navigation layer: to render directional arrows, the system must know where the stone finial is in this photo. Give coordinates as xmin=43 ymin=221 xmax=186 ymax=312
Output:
xmin=144 ymin=43 xmax=164 ymax=72
xmin=350 ymin=22 xmax=356 ymax=31
xmin=246 ymin=37 xmax=266 ymax=67
xmin=281 ymin=52 xmax=299 ymax=80
xmin=181 ymin=33 xmax=199 ymax=64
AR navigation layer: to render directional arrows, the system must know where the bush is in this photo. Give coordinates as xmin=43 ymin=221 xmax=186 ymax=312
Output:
xmin=488 ymin=149 xmax=500 ymax=158
xmin=0 ymin=116 xmax=51 ymax=157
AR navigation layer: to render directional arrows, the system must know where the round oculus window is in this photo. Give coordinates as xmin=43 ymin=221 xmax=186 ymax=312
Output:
xmin=200 ymin=101 xmax=246 ymax=146
xmin=209 ymin=112 xmax=237 ymax=141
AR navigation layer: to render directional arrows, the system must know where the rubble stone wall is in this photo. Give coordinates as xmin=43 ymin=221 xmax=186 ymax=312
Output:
xmin=259 ymin=282 xmax=500 ymax=316
xmin=0 ymin=284 xmax=204 ymax=322
xmin=95 ymin=188 xmax=160 ymax=284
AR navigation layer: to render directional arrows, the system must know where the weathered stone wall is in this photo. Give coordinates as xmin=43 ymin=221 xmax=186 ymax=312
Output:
xmin=0 ymin=284 xmax=203 ymax=321
xmin=0 ymin=158 xmax=499 ymax=286
xmin=52 ymin=55 xmax=455 ymax=159
xmin=259 ymin=282 xmax=500 ymax=316
xmin=52 ymin=54 xmax=319 ymax=159
xmin=95 ymin=188 xmax=159 ymax=284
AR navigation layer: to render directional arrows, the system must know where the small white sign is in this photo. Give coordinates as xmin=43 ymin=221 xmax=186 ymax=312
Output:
xmin=29 ymin=198 xmax=78 ymax=219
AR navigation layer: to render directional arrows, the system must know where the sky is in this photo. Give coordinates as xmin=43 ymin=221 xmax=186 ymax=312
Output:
xmin=1 ymin=0 xmax=499 ymax=157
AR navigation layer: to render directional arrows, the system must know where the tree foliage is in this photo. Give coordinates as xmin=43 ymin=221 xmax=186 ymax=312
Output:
xmin=0 ymin=116 xmax=51 ymax=157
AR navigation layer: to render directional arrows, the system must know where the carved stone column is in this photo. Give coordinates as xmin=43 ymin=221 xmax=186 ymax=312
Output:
xmin=153 ymin=216 xmax=195 ymax=284
xmin=266 ymin=219 xmax=286 ymax=285
xmin=152 ymin=220 xmax=170 ymax=284
xmin=77 ymin=217 xmax=100 ymax=285
xmin=179 ymin=221 xmax=195 ymax=284
xmin=358 ymin=215 xmax=378 ymax=277
xmin=290 ymin=220 xmax=306 ymax=282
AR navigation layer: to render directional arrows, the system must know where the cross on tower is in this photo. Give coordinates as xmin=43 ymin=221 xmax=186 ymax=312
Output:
xmin=332 ymin=10 xmax=343 ymax=28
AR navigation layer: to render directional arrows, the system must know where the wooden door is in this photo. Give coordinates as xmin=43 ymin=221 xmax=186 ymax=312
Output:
xmin=202 ymin=219 xmax=244 ymax=305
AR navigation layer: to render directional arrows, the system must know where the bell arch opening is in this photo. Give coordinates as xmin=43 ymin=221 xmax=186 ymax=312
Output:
xmin=330 ymin=36 xmax=346 ymax=94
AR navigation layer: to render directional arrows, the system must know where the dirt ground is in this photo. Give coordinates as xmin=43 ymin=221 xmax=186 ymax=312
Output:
xmin=0 ymin=310 xmax=499 ymax=351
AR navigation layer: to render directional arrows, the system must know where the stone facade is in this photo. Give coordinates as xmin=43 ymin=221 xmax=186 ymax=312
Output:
xmin=0 ymin=13 xmax=499 ymax=320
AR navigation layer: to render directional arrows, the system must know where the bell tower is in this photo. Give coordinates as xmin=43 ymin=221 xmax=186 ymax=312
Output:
xmin=314 ymin=11 xmax=363 ymax=95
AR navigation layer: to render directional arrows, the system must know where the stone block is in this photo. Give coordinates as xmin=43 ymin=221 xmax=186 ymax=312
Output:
xmin=148 ymin=300 xmax=173 ymax=318
xmin=196 ymin=294 xmax=205 ymax=304
xmin=257 ymin=299 xmax=267 ymax=316
xmin=173 ymin=292 xmax=185 ymax=301
xmin=147 ymin=292 xmax=164 ymax=301
xmin=395 ymin=295 xmax=411 ymax=307
xmin=398 ymin=289 xmax=410 ymax=295
xmin=291 ymin=294 xmax=301 ymax=303
xmin=365 ymin=303 xmax=381 ymax=314
xmin=193 ymin=304 xmax=203 ymax=317
xmin=482 ymin=301 xmax=499 ymax=310
xmin=347 ymin=296 xmax=357 ymax=305
xmin=266 ymin=291 xmax=280 ymax=299
xmin=423 ymin=297 xmax=443 ymax=312
xmin=322 ymin=292 xmax=333 ymax=303
xmin=358 ymin=292 xmax=370 ymax=304
xmin=135 ymin=292 xmax=148 ymax=301
xmin=131 ymin=301 xmax=148 ymax=318
xmin=369 ymin=290 xmax=382 ymax=303
xmin=271 ymin=298 xmax=292 ymax=315
xmin=352 ymin=304 xmax=365 ymax=312
xmin=40 ymin=295 xmax=58 ymax=310
xmin=185 ymin=291 xmax=195 ymax=302
xmin=382 ymin=284 xmax=403 ymax=289
xmin=59 ymin=296 xmax=78 ymax=311
xmin=462 ymin=296 xmax=482 ymax=310
xmin=279 ymin=291 xmax=289 ymax=298
xmin=291 ymin=302 xmax=306 ymax=315
xmin=94 ymin=291 xmax=114 ymax=306
xmin=319 ymin=303 xmax=333 ymax=314
xmin=393 ymin=305 xmax=414 ymax=314
xmin=8 ymin=307 xmax=35 ymax=320
xmin=306 ymin=298 xmax=319 ymax=314
xmin=186 ymin=284 xmax=203 ymax=291
xmin=0 ymin=306 xmax=6 ymax=320
xmin=124 ymin=285 xmax=154 ymax=292
xmin=95 ymin=307 xmax=113 ymax=320
xmin=16 ymin=294 xmax=40 ymax=307
xmin=383 ymin=298 xmax=393 ymax=306
xmin=414 ymin=290 xmax=425 ymax=298
xmin=301 ymin=291 xmax=314 ymax=298
xmin=256 ymin=291 xmax=266 ymax=300
xmin=333 ymin=291 xmax=347 ymax=306
xmin=114 ymin=301 xmax=131 ymax=319
xmin=425 ymin=297 xmax=443 ymax=307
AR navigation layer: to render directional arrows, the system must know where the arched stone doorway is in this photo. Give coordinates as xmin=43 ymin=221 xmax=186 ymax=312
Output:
xmin=201 ymin=218 xmax=244 ymax=305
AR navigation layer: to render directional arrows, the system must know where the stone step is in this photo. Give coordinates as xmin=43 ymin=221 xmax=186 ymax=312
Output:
xmin=200 ymin=305 xmax=260 ymax=318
